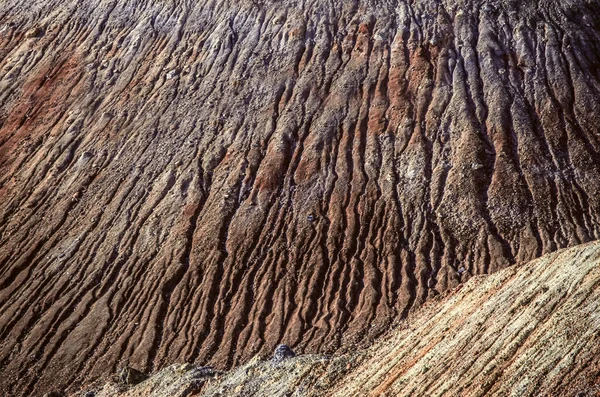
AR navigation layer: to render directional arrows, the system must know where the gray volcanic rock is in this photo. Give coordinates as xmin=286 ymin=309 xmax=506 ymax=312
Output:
xmin=271 ymin=344 xmax=296 ymax=365
xmin=0 ymin=0 xmax=600 ymax=395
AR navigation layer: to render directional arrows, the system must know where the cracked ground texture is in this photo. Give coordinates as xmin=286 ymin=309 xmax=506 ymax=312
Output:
xmin=0 ymin=0 xmax=599 ymax=395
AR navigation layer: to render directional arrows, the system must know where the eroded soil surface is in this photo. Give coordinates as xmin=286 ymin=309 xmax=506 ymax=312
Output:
xmin=80 ymin=241 xmax=600 ymax=397
xmin=1 ymin=0 xmax=600 ymax=395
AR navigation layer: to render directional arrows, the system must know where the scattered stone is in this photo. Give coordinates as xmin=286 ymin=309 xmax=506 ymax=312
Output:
xmin=482 ymin=4 xmax=495 ymax=14
xmin=117 ymin=365 xmax=148 ymax=386
xmin=166 ymin=70 xmax=179 ymax=80
xmin=25 ymin=26 xmax=44 ymax=38
xmin=272 ymin=344 xmax=295 ymax=365
xmin=191 ymin=366 xmax=218 ymax=378
xmin=179 ymin=363 xmax=193 ymax=372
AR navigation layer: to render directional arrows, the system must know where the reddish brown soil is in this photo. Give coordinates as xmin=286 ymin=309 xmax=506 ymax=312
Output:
xmin=0 ymin=0 xmax=599 ymax=395
xmin=81 ymin=241 xmax=600 ymax=397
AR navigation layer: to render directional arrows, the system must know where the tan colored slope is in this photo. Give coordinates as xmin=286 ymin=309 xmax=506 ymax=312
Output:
xmin=332 ymin=240 xmax=600 ymax=397
xmin=84 ymin=241 xmax=600 ymax=397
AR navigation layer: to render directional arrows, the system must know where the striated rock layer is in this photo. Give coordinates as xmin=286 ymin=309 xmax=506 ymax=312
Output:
xmin=84 ymin=241 xmax=600 ymax=397
xmin=0 ymin=0 xmax=600 ymax=394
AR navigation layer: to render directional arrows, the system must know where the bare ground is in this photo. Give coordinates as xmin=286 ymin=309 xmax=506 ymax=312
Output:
xmin=0 ymin=0 xmax=599 ymax=395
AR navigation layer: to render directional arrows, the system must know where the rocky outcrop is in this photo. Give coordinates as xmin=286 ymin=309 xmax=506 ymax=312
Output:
xmin=1 ymin=0 xmax=600 ymax=395
xmin=80 ymin=241 xmax=600 ymax=397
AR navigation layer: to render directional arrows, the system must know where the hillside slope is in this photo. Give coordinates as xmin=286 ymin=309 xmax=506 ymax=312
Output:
xmin=1 ymin=0 xmax=600 ymax=395
xmin=85 ymin=241 xmax=600 ymax=397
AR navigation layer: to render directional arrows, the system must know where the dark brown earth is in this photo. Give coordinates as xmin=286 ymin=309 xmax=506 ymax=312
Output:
xmin=0 ymin=0 xmax=599 ymax=395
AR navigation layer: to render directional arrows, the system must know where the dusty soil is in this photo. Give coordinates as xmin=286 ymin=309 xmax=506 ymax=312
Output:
xmin=77 ymin=241 xmax=600 ymax=397
xmin=0 ymin=0 xmax=599 ymax=395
